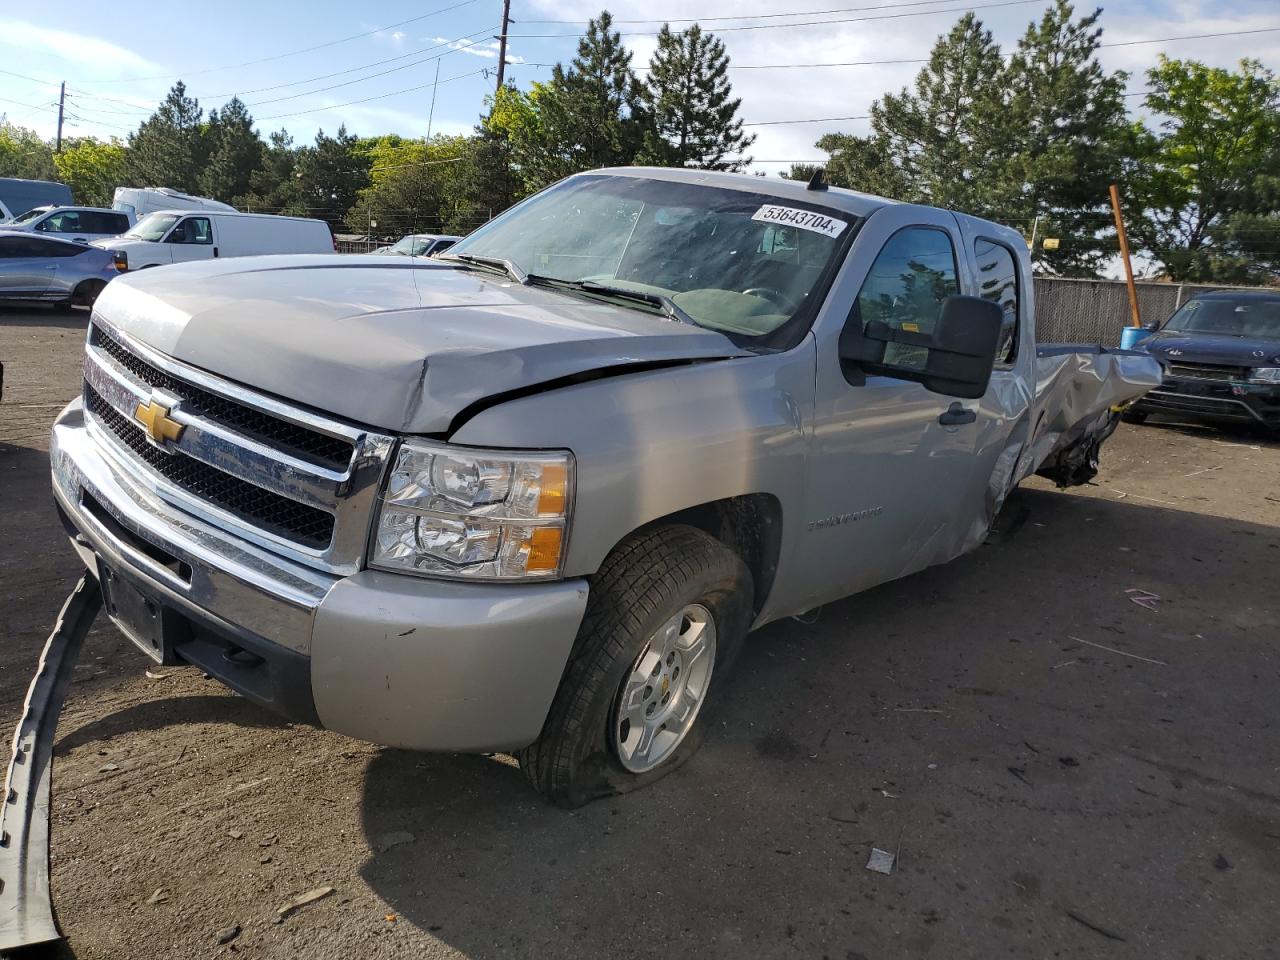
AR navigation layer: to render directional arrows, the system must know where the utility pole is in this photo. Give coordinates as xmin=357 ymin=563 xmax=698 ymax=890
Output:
xmin=54 ymin=82 xmax=66 ymax=153
xmin=495 ymin=0 xmax=512 ymax=94
xmin=1108 ymin=183 xmax=1141 ymax=328
xmin=426 ymin=59 xmax=441 ymax=141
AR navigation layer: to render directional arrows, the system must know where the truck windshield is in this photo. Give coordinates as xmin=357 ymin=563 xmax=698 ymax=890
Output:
xmin=1163 ymin=296 xmax=1280 ymax=341
xmin=124 ymin=213 xmax=180 ymax=242
xmin=443 ymin=175 xmax=856 ymax=338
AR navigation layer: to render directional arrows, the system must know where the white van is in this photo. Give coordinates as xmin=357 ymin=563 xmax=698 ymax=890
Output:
xmin=112 ymin=187 xmax=236 ymax=220
xmin=94 ymin=210 xmax=335 ymax=270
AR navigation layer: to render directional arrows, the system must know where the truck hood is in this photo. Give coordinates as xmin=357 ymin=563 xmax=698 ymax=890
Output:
xmin=1144 ymin=331 xmax=1280 ymax=367
xmin=92 ymin=255 xmax=749 ymax=434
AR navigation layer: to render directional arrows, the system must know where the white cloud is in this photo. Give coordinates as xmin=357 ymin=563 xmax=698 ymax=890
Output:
xmin=430 ymin=36 xmax=525 ymax=64
xmin=0 ymin=19 xmax=158 ymax=75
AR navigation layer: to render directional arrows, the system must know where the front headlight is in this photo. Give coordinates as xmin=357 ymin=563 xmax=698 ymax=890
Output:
xmin=370 ymin=440 xmax=573 ymax=580
xmin=1248 ymin=367 xmax=1280 ymax=383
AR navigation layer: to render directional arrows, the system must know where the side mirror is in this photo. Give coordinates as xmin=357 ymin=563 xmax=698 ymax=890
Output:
xmin=1142 ymin=321 xmax=1160 ymax=332
xmin=840 ymin=295 xmax=1004 ymax=399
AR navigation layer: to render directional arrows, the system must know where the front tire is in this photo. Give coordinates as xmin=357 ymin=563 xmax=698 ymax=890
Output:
xmin=519 ymin=524 xmax=752 ymax=808
xmin=1121 ymin=408 xmax=1148 ymax=424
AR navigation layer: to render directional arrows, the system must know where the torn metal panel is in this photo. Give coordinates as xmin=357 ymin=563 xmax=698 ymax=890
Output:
xmin=0 ymin=575 xmax=101 ymax=953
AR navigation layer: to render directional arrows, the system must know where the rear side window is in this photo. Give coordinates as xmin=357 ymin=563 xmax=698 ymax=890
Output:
xmin=34 ymin=238 xmax=85 ymax=257
xmin=78 ymin=211 xmax=129 ymax=234
xmin=973 ymin=239 xmax=1019 ymax=365
xmin=854 ymin=227 xmax=959 ymax=372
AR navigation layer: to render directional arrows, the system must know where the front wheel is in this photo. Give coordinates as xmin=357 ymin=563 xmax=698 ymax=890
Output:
xmin=519 ymin=524 xmax=752 ymax=808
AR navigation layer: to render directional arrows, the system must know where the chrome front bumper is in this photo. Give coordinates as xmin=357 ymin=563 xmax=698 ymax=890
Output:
xmin=52 ymin=399 xmax=591 ymax=751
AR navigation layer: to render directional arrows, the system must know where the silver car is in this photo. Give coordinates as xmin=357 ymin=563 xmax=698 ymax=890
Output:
xmin=0 ymin=229 xmax=120 ymax=308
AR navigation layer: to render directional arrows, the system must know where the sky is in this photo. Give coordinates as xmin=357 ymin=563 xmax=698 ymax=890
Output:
xmin=1 ymin=0 xmax=1279 ymax=177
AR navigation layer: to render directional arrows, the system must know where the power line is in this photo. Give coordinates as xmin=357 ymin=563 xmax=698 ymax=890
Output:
xmin=254 ymin=68 xmax=488 ymax=122
xmin=745 ymin=115 xmax=870 ymax=126
xmin=507 ymin=0 xmax=1048 ymax=37
xmin=522 ymin=0 xmax=974 ymax=24
xmin=76 ymin=0 xmax=486 ymax=85
xmin=245 ymin=34 xmax=498 ymax=108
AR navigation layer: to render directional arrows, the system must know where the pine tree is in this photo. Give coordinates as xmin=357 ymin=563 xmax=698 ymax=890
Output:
xmin=517 ymin=11 xmax=644 ymax=189
xmin=870 ymin=13 xmax=1004 ymax=210
xmin=126 ymin=81 xmax=205 ymax=192
xmin=983 ymin=1 xmax=1130 ymax=275
xmin=640 ymin=24 xmax=754 ymax=170
xmin=238 ymin=129 xmax=301 ymax=213
xmin=293 ymin=126 xmax=370 ymax=226
xmin=200 ymin=97 xmax=264 ymax=204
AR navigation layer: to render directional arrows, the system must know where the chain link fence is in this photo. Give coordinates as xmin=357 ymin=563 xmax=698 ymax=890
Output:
xmin=1033 ymin=277 xmax=1274 ymax=346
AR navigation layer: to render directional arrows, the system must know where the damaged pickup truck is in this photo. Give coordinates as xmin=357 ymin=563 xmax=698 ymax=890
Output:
xmin=48 ymin=168 xmax=1160 ymax=807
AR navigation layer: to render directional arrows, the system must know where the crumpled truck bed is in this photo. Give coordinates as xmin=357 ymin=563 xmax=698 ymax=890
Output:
xmin=1026 ymin=344 xmax=1162 ymax=484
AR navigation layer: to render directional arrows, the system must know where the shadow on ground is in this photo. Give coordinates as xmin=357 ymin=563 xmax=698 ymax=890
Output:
xmin=356 ymin=486 xmax=1280 ymax=959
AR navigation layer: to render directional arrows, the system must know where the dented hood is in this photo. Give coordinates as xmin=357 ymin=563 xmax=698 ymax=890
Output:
xmin=92 ymin=255 xmax=747 ymax=434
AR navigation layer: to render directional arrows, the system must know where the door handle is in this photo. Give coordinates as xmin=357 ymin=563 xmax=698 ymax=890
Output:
xmin=213 ymin=247 xmax=219 ymax=258
xmin=939 ymin=402 xmax=977 ymax=426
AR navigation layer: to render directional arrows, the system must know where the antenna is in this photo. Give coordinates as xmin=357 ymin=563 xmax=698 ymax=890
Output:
xmin=806 ymin=168 xmax=828 ymax=191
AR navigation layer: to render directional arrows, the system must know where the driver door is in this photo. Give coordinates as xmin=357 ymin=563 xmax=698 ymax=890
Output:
xmin=166 ymin=216 xmax=215 ymax=264
xmin=790 ymin=205 xmax=997 ymax=609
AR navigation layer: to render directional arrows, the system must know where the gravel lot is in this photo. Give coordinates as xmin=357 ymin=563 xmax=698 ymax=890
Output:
xmin=2 ymin=304 xmax=1279 ymax=960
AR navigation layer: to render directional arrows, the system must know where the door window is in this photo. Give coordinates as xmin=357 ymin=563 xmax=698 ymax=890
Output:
xmin=853 ymin=227 xmax=959 ymax=373
xmin=38 ymin=211 xmax=82 ymax=233
xmin=0 ymin=236 xmax=43 ymax=258
xmin=169 ymin=217 xmax=213 ymax=244
xmin=973 ymin=239 xmax=1019 ymax=365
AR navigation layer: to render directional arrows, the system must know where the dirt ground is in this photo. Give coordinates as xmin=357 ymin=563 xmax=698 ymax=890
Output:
xmin=2 ymin=304 xmax=1279 ymax=960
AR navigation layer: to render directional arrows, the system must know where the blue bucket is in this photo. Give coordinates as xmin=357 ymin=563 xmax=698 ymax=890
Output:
xmin=1119 ymin=326 xmax=1154 ymax=351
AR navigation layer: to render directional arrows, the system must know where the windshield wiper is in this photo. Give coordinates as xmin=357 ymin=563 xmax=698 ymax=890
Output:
xmin=444 ymin=253 xmax=527 ymax=284
xmin=529 ymin=277 xmax=695 ymax=325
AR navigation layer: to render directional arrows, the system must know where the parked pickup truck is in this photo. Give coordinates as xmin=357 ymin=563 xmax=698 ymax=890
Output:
xmin=50 ymin=168 xmax=1160 ymax=806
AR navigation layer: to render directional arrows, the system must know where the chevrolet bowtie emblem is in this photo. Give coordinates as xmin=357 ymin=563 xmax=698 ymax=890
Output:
xmin=134 ymin=399 xmax=184 ymax=445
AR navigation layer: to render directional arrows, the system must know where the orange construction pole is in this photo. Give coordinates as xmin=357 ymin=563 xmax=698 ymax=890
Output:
xmin=1109 ymin=183 xmax=1141 ymax=328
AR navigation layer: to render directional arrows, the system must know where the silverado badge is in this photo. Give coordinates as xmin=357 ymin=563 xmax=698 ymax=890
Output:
xmin=134 ymin=399 xmax=184 ymax=445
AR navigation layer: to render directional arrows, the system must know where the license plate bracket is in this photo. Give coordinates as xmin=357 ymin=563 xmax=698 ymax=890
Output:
xmin=97 ymin=564 xmax=174 ymax=664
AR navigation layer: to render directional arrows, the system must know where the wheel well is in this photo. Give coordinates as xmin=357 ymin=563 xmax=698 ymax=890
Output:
xmin=632 ymin=494 xmax=783 ymax=617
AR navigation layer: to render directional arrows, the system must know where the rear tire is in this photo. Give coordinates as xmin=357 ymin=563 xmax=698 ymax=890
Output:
xmin=72 ymin=279 xmax=106 ymax=308
xmin=519 ymin=524 xmax=752 ymax=808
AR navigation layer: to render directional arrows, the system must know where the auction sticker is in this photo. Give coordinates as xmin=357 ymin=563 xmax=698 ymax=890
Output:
xmin=751 ymin=205 xmax=848 ymax=238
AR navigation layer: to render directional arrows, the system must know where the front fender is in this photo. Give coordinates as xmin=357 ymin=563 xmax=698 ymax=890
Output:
xmin=449 ymin=341 xmax=816 ymax=584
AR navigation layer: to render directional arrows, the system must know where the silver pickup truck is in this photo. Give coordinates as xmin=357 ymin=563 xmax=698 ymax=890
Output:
xmin=50 ymin=168 xmax=1160 ymax=806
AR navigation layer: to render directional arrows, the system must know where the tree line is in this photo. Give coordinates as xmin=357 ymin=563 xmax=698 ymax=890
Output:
xmin=1 ymin=2 xmax=1277 ymax=283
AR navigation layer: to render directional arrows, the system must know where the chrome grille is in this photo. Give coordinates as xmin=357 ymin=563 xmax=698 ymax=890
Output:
xmin=81 ymin=319 xmax=395 ymax=575
xmin=1166 ymin=361 xmax=1249 ymax=382
xmin=92 ymin=326 xmax=354 ymax=469
xmin=85 ymin=384 xmax=336 ymax=548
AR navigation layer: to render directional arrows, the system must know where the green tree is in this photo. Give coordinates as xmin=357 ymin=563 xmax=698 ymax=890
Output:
xmin=126 ymin=81 xmax=205 ymax=192
xmin=293 ymin=126 xmax=370 ymax=226
xmin=639 ymin=24 xmax=754 ymax=170
xmin=1125 ymin=57 xmax=1280 ymax=282
xmin=0 ymin=122 xmax=56 ymax=181
xmin=52 ymin=137 xmax=127 ymax=207
xmin=200 ymin=97 xmax=264 ymax=203
xmin=346 ymin=135 xmax=469 ymax=237
xmin=511 ymin=11 xmax=644 ymax=190
xmin=237 ymin=129 xmax=301 ymax=212
xmin=981 ymin=1 xmax=1130 ymax=275
xmin=856 ymin=14 xmax=1004 ymax=209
